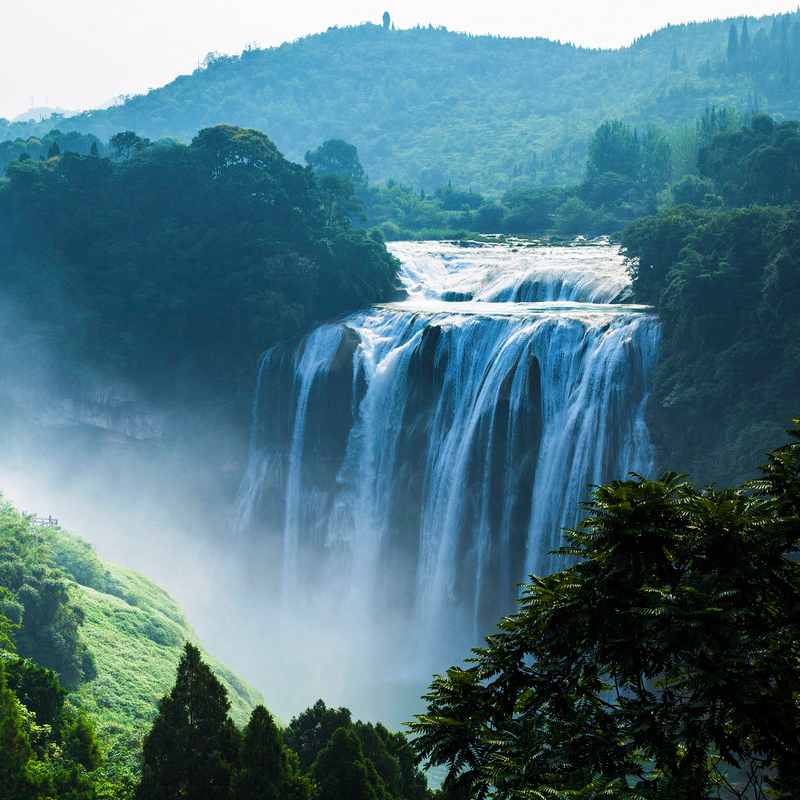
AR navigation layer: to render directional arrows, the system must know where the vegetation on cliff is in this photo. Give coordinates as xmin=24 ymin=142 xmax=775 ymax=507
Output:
xmin=621 ymin=114 xmax=800 ymax=484
xmin=0 ymin=498 xmax=266 ymax=797
xmin=0 ymin=124 xmax=398 ymax=422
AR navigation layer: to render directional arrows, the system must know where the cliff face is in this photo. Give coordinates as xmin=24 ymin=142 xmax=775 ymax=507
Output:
xmin=4 ymin=375 xmax=167 ymax=441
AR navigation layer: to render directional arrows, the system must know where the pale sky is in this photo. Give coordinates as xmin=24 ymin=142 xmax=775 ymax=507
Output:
xmin=1 ymin=0 xmax=798 ymax=121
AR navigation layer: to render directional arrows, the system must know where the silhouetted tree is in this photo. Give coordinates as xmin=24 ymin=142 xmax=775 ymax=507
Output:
xmin=412 ymin=424 xmax=800 ymax=798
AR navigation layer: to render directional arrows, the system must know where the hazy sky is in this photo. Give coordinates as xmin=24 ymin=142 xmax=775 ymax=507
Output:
xmin=2 ymin=0 xmax=798 ymax=121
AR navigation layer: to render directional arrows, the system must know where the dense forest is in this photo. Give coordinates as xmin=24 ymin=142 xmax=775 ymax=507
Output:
xmin=1 ymin=111 xmax=798 ymax=485
xmin=4 ymin=13 xmax=800 ymax=189
xmin=0 ymin=124 xmax=397 ymax=422
xmin=4 ymin=424 xmax=797 ymax=799
xmin=619 ymin=113 xmax=800 ymax=484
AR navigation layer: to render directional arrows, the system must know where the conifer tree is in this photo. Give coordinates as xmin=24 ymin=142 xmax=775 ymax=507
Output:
xmin=727 ymin=22 xmax=739 ymax=64
xmin=231 ymin=704 xmax=311 ymax=800
xmin=137 ymin=643 xmax=241 ymax=800
xmin=311 ymin=727 xmax=389 ymax=800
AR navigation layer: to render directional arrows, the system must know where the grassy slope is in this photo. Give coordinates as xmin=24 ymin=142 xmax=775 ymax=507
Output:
xmin=69 ymin=560 xmax=267 ymax=738
xmin=1 ymin=509 xmax=271 ymax=746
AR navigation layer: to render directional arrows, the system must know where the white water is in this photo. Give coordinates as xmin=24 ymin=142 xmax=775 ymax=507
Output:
xmin=232 ymin=241 xmax=659 ymax=716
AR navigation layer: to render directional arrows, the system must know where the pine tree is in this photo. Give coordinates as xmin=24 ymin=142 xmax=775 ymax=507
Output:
xmin=727 ymin=23 xmax=739 ymax=65
xmin=137 ymin=643 xmax=241 ymax=800
xmin=311 ymin=727 xmax=389 ymax=800
xmin=740 ymin=17 xmax=751 ymax=63
xmin=231 ymin=705 xmax=310 ymax=800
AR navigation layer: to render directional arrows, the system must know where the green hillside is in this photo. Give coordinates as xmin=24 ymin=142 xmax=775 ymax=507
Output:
xmin=67 ymin=561 xmax=266 ymax=735
xmin=3 ymin=14 xmax=799 ymax=190
xmin=0 ymin=498 xmax=267 ymax=760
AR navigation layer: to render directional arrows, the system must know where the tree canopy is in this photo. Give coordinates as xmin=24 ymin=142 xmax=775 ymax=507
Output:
xmin=410 ymin=423 xmax=800 ymax=799
xmin=137 ymin=642 xmax=240 ymax=800
xmin=0 ymin=124 xmax=399 ymax=422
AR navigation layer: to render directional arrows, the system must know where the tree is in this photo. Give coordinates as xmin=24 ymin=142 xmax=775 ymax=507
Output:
xmin=0 ymin=587 xmax=19 ymax=653
xmin=62 ymin=708 xmax=103 ymax=772
xmin=740 ymin=18 xmax=751 ymax=62
xmin=231 ymin=705 xmax=311 ymax=800
xmin=585 ymin=119 xmax=640 ymax=180
xmin=137 ymin=643 xmax=240 ymax=800
xmin=3 ymin=657 xmax=67 ymax=732
xmin=727 ymin=23 xmax=739 ymax=65
xmin=317 ymin=172 xmax=365 ymax=227
xmin=410 ymin=424 xmax=800 ymax=799
xmin=383 ymin=11 xmax=391 ymax=29
xmin=283 ymin=699 xmax=353 ymax=773
xmin=0 ymin=661 xmax=34 ymax=800
xmin=109 ymin=130 xmax=151 ymax=160
xmin=305 ymin=139 xmax=367 ymax=192
xmin=311 ymin=727 xmax=389 ymax=800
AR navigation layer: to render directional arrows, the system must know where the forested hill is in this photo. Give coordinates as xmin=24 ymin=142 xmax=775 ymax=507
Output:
xmin=0 ymin=124 xmax=398 ymax=424
xmin=4 ymin=13 xmax=800 ymax=189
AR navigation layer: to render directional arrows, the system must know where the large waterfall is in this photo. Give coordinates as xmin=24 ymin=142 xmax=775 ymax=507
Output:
xmin=232 ymin=241 xmax=659 ymax=718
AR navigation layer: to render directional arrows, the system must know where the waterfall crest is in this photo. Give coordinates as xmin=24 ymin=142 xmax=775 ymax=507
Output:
xmin=232 ymin=241 xmax=659 ymax=701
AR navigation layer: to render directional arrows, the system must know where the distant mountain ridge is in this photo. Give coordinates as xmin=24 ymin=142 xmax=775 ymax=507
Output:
xmin=2 ymin=13 xmax=799 ymax=189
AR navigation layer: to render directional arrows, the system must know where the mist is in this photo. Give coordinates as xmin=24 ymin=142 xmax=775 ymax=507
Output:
xmin=0 ymin=294 xmax=435 ymax=729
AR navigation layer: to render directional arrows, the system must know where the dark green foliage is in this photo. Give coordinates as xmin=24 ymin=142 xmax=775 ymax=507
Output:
xmin=0 ymin=661 xmax=34 ymax=799
xmin=230 ymin=705 xmax=310 ymax=800
xmin=62 ymin=709 xmax=103 ymax=772
xmin=0 ymin=124 xmax=399 ymax=422
xmin=586 ymin=119 xmax=640 ymax=180
xmin=283 ymin=699 xmax=432 ymax=800
xmin=137 ymin=642 xmax=241 ymax=800
xmin=283 ymin=699 xmax=353 ymax=773
xmin=698 ymin=114 xmax=800 ymax=205
xmin=410 ymin=424 xmax=800 ymax=798
xmin=3 ymin=658 xmax=67 ymax=731
xmin=727 ymin=22 xmax=739 ymax=63
xmin=622 ymin=201 xmax=800 ymax=484
xmin=317 ymin=173 xmax=365 ymax=226
xmin=0 ymin=587 xmax=19 ymax=653
xmin=311 ymin=727 xmax=389 ymax=800
xmin=108 ymin=130 xmax=151 ymax=160
xmin=0 ymin=504 xmax=95 ymax=687
xmin=306 ymin=138 xmax=367 ymax=191
xmin=0 ymin=130 xmax=105 ymax=169
xmin=0 ymin=656 xmax=105 ymax=799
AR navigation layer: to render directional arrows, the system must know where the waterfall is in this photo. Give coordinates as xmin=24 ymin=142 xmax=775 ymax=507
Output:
xmin=232 ymin=241 xmax=660 ymax=704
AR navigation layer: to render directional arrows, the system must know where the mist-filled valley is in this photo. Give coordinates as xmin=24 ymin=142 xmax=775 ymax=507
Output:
xmin=1 ymin=7 xmax=800 ymax=800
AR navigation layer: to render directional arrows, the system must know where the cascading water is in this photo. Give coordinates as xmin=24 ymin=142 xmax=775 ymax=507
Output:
xmin=231 ymin=241 xmax=659 ymax=719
